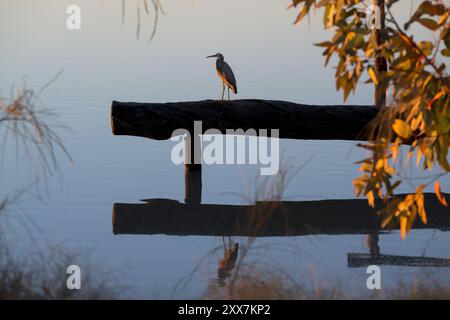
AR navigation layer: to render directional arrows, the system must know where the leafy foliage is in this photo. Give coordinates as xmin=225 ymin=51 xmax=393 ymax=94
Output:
xmin=289 ymin=0 xmax=449 ymax=238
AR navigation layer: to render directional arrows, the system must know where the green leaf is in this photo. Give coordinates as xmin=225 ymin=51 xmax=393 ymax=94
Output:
xmin=441 ymin=48 xmax=450 ymax=57
xmin=315 ymin=41 xmax=333 ymax=47
xmin=395 ymin=60 xmax=412 ymax=70
xmin=442 ymin=28 xmax=450 ymax=48
xmin=418 ymin=41 xmax=434 ymax=55
xmin=421 ymin=2 xmax=446 ymax=16
xmin=413 ymin=1 xmax=446 ymax=19
xmin=418 ymin=18 xmax=439 ymax=30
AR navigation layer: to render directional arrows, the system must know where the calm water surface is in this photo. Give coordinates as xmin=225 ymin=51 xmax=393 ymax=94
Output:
xmin=1 ymin=0 xmax=449 ymax=298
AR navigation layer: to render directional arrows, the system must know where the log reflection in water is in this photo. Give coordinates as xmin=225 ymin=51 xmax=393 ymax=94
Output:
xmin=112 ymin=193 xmax=450 ymax=237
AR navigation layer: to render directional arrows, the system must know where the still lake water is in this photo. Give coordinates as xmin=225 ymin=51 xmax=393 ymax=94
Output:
xmin=1 ymin=0 xmax=449 ymax=298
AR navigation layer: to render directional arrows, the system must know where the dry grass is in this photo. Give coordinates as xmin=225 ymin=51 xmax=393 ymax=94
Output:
xmin=386 ymin=277 xmax=450 ymax=300
xmin=0 ymin=81 xmax=121 ymax=300
xmin=0 ymin=78 xmax=71 ymax=185
xmin=0 ymin=245 xmax=125 ymax=299
xmin=205 ymin=263 xmax=346 ymax=300
xmin=204 ymin=258 xmax=450 ymax=300
xmin=117 ymin=0 xmax=165 ymax=41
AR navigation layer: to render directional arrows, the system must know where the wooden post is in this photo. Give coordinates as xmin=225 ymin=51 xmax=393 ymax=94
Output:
xmin=184 ymin=169 xmax=202 ymax=204
xmin=366 ymin=231 xmax=380 ymax=258
xmin=184 ymin=134 xmax=202 ymax=204
xmin=183 ymin=134 xmax=202 ymax=171
xmin=373 ymin=0 xmax=387 ymax=108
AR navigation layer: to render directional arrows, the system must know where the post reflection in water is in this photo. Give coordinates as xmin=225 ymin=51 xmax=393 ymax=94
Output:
xmin=348 ymin=230 xmax=450 ymax=268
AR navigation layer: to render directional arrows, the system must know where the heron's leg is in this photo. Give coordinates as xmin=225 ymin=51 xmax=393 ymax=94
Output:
xmin=227 ymin=87 xmax=230 ymax=100
xmin=221 ymin=83 xmax=225 ymax=100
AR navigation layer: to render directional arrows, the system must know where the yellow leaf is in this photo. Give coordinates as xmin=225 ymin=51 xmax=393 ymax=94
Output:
xmin=381 ymin=214 xmax=393 ymax=229
xmin=336 ymin=0 xmax=344 ymax=20
xmin=359 ymin=162 xmax=372 ymax=172
xmin=405 ymin=194 xmax=415 ymax=207
xmin=411 ymin=117 xmax=420 ymax=131
xmin=416 ymin=184 xmax=426 ymax=194
xmin=375 ymin=159 xmax=384 ymax=170
xmin=398 ymin=201 xmax=408 ymax=212
xmin=400 ymin=215 xmax=407 ymax=240
xmin=367 ymin=191 xmax=375 ymax=207
xmin=399 ymin=33 xmax=411 ymax=45
xmin=416 ymin=148 xmax=422 ymax=167
xmin=407 ymin=150 xmax=414 ymax=161
xmin=438 ymin=11 xmax=449 ymax=26
xmin=415 ymin=192 xmax=428 ymax=224
xmin=385 ymin=164 xmax=396 ymax=175
xmin=396 ymin=60 xmax=411 ymax=70
xmin=368 ymin=67 xmax=378 ymax=85
xmin=391 ymin=144 xmax=399 ymax=161
xmin=428 ymin=90 xmax=446 ymax=108
xmin=328 ymin=3 xmax=335 ymax=29
xmin=434 ymin=180 xmax=448 ymax=207
xmin=393 ymin=119 xmax=412 ymax=139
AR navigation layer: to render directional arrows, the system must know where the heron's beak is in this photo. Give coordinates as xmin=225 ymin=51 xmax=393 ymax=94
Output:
xmin=206 ymin=54 xmax=216 ymax=58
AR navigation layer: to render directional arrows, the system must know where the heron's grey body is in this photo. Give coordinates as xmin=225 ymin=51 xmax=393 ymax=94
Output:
xmin=206 ymin=53 xmax=237 ymax=100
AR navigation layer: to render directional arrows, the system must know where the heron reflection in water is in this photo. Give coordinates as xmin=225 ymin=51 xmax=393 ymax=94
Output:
xmin=218 ymin=236 xmax=239 ymax=287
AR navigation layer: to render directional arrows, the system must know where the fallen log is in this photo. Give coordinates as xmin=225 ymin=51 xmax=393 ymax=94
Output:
xmin=111 ymin=99 xmax=377 ymax=141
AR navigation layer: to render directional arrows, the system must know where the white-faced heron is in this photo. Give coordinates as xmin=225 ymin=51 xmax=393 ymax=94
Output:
xmin=206 ymin=53 xmax=238 ymax=100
